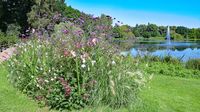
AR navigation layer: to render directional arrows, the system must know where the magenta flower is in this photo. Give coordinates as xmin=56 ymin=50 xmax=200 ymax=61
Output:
xmin=62 ymin=29 xmax=69 ymax=34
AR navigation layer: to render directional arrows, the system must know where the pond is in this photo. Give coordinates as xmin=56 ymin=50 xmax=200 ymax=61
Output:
xmin=123 ymin=40 xmax=200 ymax=62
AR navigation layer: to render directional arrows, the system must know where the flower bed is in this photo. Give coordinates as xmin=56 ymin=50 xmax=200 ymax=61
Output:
xmin=6 ymin=22 xmax=148 ymax=111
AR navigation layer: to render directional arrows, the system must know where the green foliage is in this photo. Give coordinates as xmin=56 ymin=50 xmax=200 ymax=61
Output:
xmin=186 ymin=59 xmax=200 ymax=70
xmin=171 ymin=32 xmax=184 ymax=40
xmin=131 ymin=24 xmax=200 ymax=40
xmin=6 ymin=24 xmax=21 ymax=36
xmin=63 ymin=6 xmax=81 ymax=19
xmin=0 ymin=31 xmax=19 ymax=49
xmin=113 ymin=25 xmax=135 ymax=39
xmin=140 ymin=61 xmax=200 ymax=79
xmin=27 ymin=0 xmax=52 ymax=29
xmin=0 ymin=0 xmax=34 ymax=32
xmin=175 ymin=26 xmax=189 ymax=37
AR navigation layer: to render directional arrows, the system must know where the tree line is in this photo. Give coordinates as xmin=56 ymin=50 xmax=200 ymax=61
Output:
xmin=113 ymin=23 xmax=200 ymax=40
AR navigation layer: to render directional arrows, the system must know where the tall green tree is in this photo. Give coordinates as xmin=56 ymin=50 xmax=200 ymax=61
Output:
xmin=28 ymin=0 xmax=53 ymax=29
xmin=176 ymin=26 xmax=189 ymax=38
xmin=0 ymin=0 xmax=34 ymax=32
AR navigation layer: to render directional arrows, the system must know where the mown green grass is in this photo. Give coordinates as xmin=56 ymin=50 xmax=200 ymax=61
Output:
xmin=140 ymin=75 xmax=200 ymax=112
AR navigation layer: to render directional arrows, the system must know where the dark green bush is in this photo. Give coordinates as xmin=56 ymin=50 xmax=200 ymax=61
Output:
xmin=162 ymin=56 xmax=181 ymax=64
xmin=186 ymin=59 xmax=200 ymax=70
xmin=0 ymin=31 xmax=19 ymax=51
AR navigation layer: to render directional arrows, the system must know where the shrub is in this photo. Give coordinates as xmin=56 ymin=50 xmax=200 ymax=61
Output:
xmin=0 ymin=31 xmax=19 ymax=51
xmin=162 ymin=56 xmax=181 ymax=64
xmin=186 ymin=59 xmax=200 ymax=70
xmin=142 ymin=61 xmax=200 ymax=79
xmin=6 ymin=24 xmax=21 ymax=36
xmin=7 ymin=22 xmax=146 ymax=110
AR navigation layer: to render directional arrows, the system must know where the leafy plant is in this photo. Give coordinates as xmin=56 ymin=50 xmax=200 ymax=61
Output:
xmin=186 ymin=59 xmax=200 ymax=70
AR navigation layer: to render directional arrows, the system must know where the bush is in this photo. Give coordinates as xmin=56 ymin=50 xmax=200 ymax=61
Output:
xmin=186 ymin=59 xmax=200 ymax=70
xmin=142 ymin=61 xmax=200 ymax=79
xmin=6 ymin=24 xmax=21 ymax=36
xmin=0 ymin=31 xmax=19 ymax=51
xmin=162 ymin=56 xmax=181 ymax=64
xmin=7 ymin=22 xmax=146 ymax=110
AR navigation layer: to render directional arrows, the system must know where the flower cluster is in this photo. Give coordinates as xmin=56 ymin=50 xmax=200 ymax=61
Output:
xmin=59 ymin=77 xmax=71 ymax=97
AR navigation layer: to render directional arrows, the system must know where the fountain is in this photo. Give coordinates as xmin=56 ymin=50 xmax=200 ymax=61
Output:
xmin=129 ymin=26 xmax=200 ymax=62
xmin=166 ymin=26 xmax=171 ymax=44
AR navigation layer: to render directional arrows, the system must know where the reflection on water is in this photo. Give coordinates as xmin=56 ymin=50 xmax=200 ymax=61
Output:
xmin=129 ymin=41 xmax=200 ymax=62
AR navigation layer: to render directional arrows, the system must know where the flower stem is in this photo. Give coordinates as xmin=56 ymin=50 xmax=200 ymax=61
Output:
xmin=76 ymin=58 xmax=81 ymax=95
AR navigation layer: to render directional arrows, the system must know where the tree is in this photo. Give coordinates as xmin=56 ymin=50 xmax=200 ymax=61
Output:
xmin=188 ymin=28 xmax=197 ymax=39
xmin=63 ymin=6 xmax=81 ymax=19
xmin=0 ymin=0 xmax=34 ymax=32
xmin=176 ymin=26 xmax=189 ymax=38
xmin=113 ymin=25 xmax=135 ymax=39
xmin=27 ymin=0 xmax=53 ymax=29
xmin=147 ymin=23 xmax=160 ymax=37
xmin=158 ymin=26 xmax=166 ymax=36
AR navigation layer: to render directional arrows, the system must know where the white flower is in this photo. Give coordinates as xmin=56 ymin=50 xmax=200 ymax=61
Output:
xmin=111 ymin=61 xmax=116 ymax=65
xmin=91 ymin=60 xmax=96 ymax=66
xmin=70 ymin=50 xmax=76 ymax=57
xmin=44 ymin=80 xmax=49 ymax=83
xmin=81 ymin=64 xmax=86 ymax=68
xmin=36 ymin=84 xmax=40 ymax=87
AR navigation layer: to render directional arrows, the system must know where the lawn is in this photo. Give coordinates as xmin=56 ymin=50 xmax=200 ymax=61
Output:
xmin=140 ymin=75 xmax=200 ymax=112
xmin=1 ymin=63 xmax=200 ymax=112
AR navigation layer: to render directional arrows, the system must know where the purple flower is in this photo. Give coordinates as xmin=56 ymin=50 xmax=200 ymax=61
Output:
xmin=73 ymin=30 xmax=83 ymax=37
xmin=62 ymin=29 xmax=69 ymax=34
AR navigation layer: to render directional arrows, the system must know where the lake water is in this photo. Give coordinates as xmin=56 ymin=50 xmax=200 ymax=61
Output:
xmin=124 ymin=41 xmax=200 ymax=62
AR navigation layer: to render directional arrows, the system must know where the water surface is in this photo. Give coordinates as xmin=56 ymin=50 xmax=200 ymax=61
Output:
xmin=128 ymin=41 xmax=200 ymax=62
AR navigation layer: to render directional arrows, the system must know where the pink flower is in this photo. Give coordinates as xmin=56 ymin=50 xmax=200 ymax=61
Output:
xmin=64 ymin=50 xmax=70 ymax=57
xmin=64 ymin=86 xmax=71 ymax=97
xmin=59 ymin=77 xmax=71 ymax=97
xmin=75 ymin=42 xmax=83 ymax=49
xmin=87 ymin=38 xmax=99 ymax=46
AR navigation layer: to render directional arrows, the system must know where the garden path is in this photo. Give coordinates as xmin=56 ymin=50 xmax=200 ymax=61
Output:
xmin=0 ymin=47 xmax=16 ymax=63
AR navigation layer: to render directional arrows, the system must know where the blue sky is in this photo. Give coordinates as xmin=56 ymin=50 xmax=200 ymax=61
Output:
xmin=67 ymin=0 xmax=200 ymax=28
